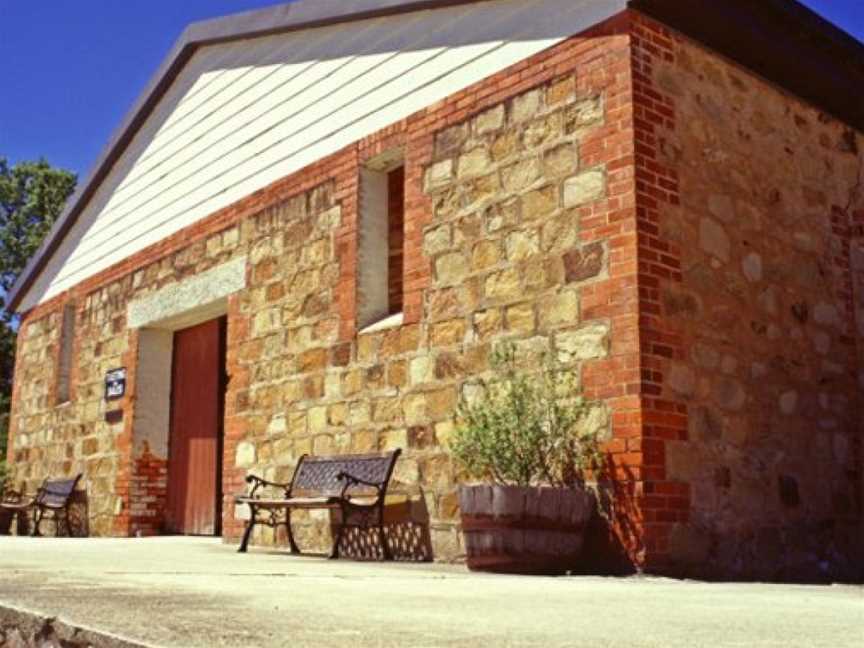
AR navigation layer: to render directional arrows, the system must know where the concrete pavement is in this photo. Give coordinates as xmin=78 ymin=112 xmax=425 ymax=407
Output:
xmin=0 ymin=536 xmax=861 ymax=647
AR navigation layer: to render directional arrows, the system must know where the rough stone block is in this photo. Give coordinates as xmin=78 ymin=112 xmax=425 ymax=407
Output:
xmin=457 ymin=147 xmax=492 ymax=179
xmin=555 ymin=322 xmax=610 ymax=362
xmin=563 ymin=169 xmax=605 ymax=207
xmin=546 ymin=75 xmax=576 ymax=106
xmin=435 ymin=123 xmax=469 ymax=158
xmin=501 ymin=158 xmax=541 ymax=192
xmin=708 ymin=194 xmax=735 ymax=223
xmin=524 ymin=113 xmax=563 ymax=149
xmin=505 ymin=229 xmax=541 ymax=262
xmin=504 ymin=303 xmax=536 ymax=334
xmin=511 ymin=88 xmax=542 ymax=123
xmin=424 ymin=160 xmax=454 ymax=193
xmin=563 ymin=242 xmax=605 ymax=283
xmin=538 ymin=291 xmax=579 ymax=328
xmin=475 ymin=105 xmax=505 ymax=134
xmin=471 ymin=240 xmax=500 ymax=271
xmin=543 ymin=143 xmax=578 ymax=178
xmin=668 ymin=363 xmax=696 ymax=397
xmin=565 ymin=95 xmax=603 ymax=132
xmin=430 ymin=319 xmax=466 ymax=346
xmin=409 ymin=357 xmax=435 ymax=386
xmin=423 ymin=225 xmax=452 ymax=256
xmin=435 ymin=252 xmax=469 ymax=285
xmin=491 ymin=132 xmax=520 ymax=162
xmin=235 ymin=442 xmax=256 ymax=468
xmin=521 ymin=185 xmax=559 ymax=220
xmin=308 ymin=406 xmax=328 ymax=433
xmin=699 ymin=218 xmax=730 ymax=262
xmin=485 ymin=269 xmax=522 ymax=303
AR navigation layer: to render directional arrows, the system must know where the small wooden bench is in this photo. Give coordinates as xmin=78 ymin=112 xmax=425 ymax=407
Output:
xmin=0 ymin=474 xmax=82 ymax=537
xmin=235 ymin=450 xmax=401 ymax=559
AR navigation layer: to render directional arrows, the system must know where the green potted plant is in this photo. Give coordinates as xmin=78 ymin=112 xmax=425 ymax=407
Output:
xmin=451 ymin=343 xmax=605 ymax=574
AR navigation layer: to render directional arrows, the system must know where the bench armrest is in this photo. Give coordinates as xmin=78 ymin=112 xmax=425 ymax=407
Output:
xmin=245 ymin=474 xmax=291 ymax=498
xmin=1 ymin=489 xmax=26 ymax=504
xmin=0 ymin=495 xmax=34 ymax=509
xmin=337 ymin=471 xmax=385 ymax=494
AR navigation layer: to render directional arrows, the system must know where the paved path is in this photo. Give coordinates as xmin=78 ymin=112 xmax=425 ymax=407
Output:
xmin=0 ymin=536 xmax=861 ymax=647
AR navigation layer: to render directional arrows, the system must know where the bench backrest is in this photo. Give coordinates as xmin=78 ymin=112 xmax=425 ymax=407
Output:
xmin=0 ymin=480 xmax=17 ymax=505
xmin=36 ymin=474 xmax=82 ymax=508
xmin=289 ymin=451 xmax=400 ymax=498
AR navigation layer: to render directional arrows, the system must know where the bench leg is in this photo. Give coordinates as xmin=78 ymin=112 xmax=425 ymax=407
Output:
xmin=31 ymin=508 xmax=44 ymax=537
xmin=285 ymin=510 xmax=300 ymax=555
xmin=378 ymin=523 xmax=391 ymax=561
xmin=238 ymin=508 xmax=256 ymax=553
xmin=329 ymin=507 xmax=345 ymax=560
xmin=329 ymin=526 xmax=342 ymax=559
xmin=63 ymin=508 xmax=72 ymax=537
xmin=14 ymin=510 xmax=26 ymax=536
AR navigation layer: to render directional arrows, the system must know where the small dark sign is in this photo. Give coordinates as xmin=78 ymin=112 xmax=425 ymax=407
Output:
xmin=105 ymin=367 xmax=127 ymax=401
xmin=105 ymin=409 xmax=124 ymax=425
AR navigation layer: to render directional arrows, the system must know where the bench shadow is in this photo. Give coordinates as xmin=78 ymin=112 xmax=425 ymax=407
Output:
xmin=68 ymin=490 xmax=91 ymax=537
xmin=334 ymin=493 xmax=434 ymax=562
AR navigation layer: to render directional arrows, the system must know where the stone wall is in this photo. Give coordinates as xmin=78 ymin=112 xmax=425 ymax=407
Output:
xmin=220 ymin=21 xmax=640 ymax=559
xmin=632 ymin=15 xmax=864 ymax=580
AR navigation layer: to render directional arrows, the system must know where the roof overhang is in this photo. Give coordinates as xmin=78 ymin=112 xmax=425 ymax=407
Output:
xmin=8 ymin=0 xmax=863 ymax=312
xmin=630 ymin=0 xmax=864 ymax=134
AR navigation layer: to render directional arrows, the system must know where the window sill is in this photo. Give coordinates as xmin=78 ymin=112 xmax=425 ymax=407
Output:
xmin=358 ymin=312 xmax=404 ymax=334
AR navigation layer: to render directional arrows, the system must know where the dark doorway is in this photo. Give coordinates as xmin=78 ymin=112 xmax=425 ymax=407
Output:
xmin=166 ymin=317 xmax=227 ymax=535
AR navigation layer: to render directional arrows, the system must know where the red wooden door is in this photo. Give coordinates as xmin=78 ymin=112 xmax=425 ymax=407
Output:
xmin=166 ymin=318 xmax=226 ymax=535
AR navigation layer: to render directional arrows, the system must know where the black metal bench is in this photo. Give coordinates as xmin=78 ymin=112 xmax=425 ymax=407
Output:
xmin=235 ymin=450 xmax=401 ymax=559
xmin=0 ymin=474 xmax=82 ymax=537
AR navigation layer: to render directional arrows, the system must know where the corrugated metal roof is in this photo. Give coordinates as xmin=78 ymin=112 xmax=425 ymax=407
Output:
xmin=8 ymin=0 xmax=863 ymax=312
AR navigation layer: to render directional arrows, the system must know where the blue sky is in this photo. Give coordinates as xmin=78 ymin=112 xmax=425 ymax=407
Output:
xmin=1 ymin=0 xmax=861 ymax=178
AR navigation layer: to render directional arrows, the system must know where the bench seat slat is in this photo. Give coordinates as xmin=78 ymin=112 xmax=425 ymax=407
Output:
xmin=236 ymin=496 xmax=341 ymax=508
xmin=0 ymin=500 xmax=34 ymax=512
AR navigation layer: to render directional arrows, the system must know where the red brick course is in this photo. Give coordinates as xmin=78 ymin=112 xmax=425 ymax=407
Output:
xmin=628 ymin=13 xmax=689 ymax=571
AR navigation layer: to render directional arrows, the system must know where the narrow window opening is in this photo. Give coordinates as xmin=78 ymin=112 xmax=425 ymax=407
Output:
xmin=387 ymin=165 xmax=405 ymax=315
xmin=56 ymin=303 xmax=76 ymax=404
xmin=358 ymin=151 xmax=405 ymax=330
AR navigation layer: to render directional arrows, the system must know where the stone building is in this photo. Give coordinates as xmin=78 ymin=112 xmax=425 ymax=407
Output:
xmin=6 ymin=0 xmax=863 ymax=580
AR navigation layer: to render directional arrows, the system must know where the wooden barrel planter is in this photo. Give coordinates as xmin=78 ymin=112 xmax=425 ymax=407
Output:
xmin=459 ymin=484 xmax=594 ymax=574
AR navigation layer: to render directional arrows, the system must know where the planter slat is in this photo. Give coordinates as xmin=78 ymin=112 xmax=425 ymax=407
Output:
xmin=460 ymin=484 xmax=594 ymax=574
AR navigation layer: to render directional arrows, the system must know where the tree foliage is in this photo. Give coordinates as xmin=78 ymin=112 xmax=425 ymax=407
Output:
xmin=451 ymin=344 xmax=605 ymax=488
xmin=0 ymin=157 xmax=77 ymax=462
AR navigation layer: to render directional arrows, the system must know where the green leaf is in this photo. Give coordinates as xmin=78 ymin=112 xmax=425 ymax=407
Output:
xmin=450 ymin=341 xmax=606 ymax=487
